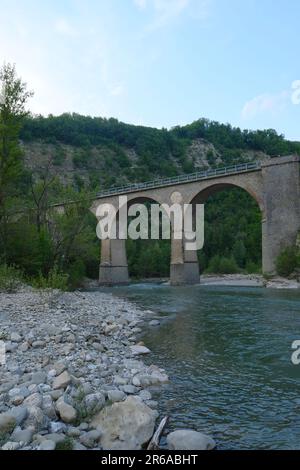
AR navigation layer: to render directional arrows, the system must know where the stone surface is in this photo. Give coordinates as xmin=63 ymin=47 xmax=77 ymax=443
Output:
xmin=91 ymin=396 xmax=157 ymax=450
xmin=130 ymin=345 xmax=151 ymax=355
xmin=39 ymin=440 xmax=56 ymax=450
xmin=167 ymin=430 xmax=216 ymax=450
xmin=56 ymin=399 xmax=77 ymax=423
xmin=52 ymin=371 xmax=71 ymax=390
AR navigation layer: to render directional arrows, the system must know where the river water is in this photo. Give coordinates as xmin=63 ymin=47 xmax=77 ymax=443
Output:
xmin=106 ymin=283 xmax=300 ymax=450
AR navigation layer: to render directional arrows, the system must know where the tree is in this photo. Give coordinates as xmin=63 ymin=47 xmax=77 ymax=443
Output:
xmin=0 ymin=63 xmax=33 ymax=260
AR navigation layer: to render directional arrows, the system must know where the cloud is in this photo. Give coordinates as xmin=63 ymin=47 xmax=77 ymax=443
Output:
xmin=241 ymin=91 xmax=289 ymax=120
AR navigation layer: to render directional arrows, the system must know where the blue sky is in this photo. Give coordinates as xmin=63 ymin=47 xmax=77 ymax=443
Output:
xmin=0 ymin=0 xmax=299 ymax=140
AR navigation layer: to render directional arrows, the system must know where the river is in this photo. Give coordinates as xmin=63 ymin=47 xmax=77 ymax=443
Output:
xmin=104 ymin=283 xmax=300 ymax=450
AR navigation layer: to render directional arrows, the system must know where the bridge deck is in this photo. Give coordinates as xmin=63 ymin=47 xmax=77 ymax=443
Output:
xmin=96 ymin=161 xmax=261 ymax=198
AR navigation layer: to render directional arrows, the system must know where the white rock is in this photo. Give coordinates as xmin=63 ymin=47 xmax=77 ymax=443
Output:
xmin=91 ymin=395 xmax=157 ymax=450
xmin=130 ymin=345 xmax=151 ymax=355
xmin=52 ymin=371 xmax=71 ymax=390
xmin=11 ymin=332 xmax=22 ymax=343
xmin=39 ymin=440 xmax=56 ymax=450
xmin=167 ymin=430 xmax=216 ymax=450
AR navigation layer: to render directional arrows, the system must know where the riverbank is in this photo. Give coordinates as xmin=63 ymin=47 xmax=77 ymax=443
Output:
xmin=201 ymin=274 xmax=300 ymax=289
xmin=0 ymin=287 xmax=172 ymax=450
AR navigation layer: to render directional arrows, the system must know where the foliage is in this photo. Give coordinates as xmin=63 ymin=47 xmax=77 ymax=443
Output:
xmin=0 ymin=264 xmax=23 ymax=292
xmin=55 ymin=437 xmax=74 ymax=451
xmin=205 ymin=255 xmax=240 ymax=274
xmin=276 ymin=246 xmax=300 ymax=277
xmin=31 ymin=265 xmax=69 ymax=290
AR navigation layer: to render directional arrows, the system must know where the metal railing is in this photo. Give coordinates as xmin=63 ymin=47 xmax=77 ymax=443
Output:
xmin=96 ymin=161 xmax=261 ymax=198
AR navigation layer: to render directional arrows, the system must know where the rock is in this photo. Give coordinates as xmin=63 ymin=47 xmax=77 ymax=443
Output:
xmin=149 ymin=320 xmax=160 ymax=326
xmin=42 ymin=395 xmax=57 ymax=420
xmin=91 ymin=396 xmax=157 ymax=450
xmin=52 ymin=362 xmax=66 ymax=376
xmin=107 ymin=390 xmax=126 ymax=403
xmin=11 ymin=427 xmax=33 ymax=444
xmin=52 ymin=371 xmax=71 ymax=390
xmin=84 ymin=393 xmax=105 ymax=414
xmin=79 ymin=429 xmax=102 ymax=448
xmin=11 ymin=332 xmax=22 ymax=343
xmin=39 ymin=440 xmax=56 ymax=450
xmin=43 ymin=433 xmax=65 ymax=444
xmin=0 ymin=413 xmax=16 ymax=434
xmin=31 ymin=371 xmax=47 ymax=385
xmin=56 ymin=399 xmax=77 ymax=423
xmin=25 ymin=406 xmax=48 ymax=431
xmin=11 ymin=395 xmax=25 ymax=406
xmin=32 ymin=341 xmax=46 ymax=348
xmin=6 ymin=406 xmax=28 ymax=426
xmin=2 ymin=441 xmax=20 ymax=450
xmin=19 ymin=342 xmax=29 ymax=352
xmin=139 ymin=390 xmax=152 ymax=401
xmin=73 ymin=442 xmax=87 ymax=450
xmin=24 ymin=393 xmax=43 ymax=408
xmin=122 ymin=385 xmax=138 ymax=395
xmin=130 ymin=345 xmax=151 ymax=355
xmin=167 ymin=430 xmax=216 ymax=450
xmin=49 ymin=421 xmax=67 ymax=434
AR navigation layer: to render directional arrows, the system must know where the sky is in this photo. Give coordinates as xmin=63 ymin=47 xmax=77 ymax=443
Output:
xmin=0 ymin=0 xmax=299 ymax=140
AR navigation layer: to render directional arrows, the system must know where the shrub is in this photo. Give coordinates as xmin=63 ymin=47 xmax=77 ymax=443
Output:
xmin=245 ymin=261 xmax=261 ymax=274
xmin=206 ymin=255 xmax=240 ymax=274
xmin=276 ymin=246 xmax=299 ymax=277
xmin=0 ymin=264 xmax=23 ymax=293
xmin=55 ymin=437 xmax=74 ymax=451
xmin=31 ymin=266 xmax=69 ymax=290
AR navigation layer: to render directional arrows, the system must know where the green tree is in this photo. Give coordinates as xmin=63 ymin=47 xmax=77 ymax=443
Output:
xmin=0 ymin=63 xmax=33 ymax=260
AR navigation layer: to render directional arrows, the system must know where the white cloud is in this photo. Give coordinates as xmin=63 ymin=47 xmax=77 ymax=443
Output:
xmin=241 ymin=91 xmax=289 ymax=120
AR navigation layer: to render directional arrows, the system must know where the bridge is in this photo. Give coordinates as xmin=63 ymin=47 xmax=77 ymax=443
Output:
xmin=90 ymin=155 xmax=300 ymax=286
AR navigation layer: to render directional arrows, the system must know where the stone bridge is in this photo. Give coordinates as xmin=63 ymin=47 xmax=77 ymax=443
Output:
xmin=90 ymin=155 xmax=300 ymax=286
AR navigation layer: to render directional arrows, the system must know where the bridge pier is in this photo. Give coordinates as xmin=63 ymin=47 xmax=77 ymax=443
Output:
xmin=262 ymin=155 xmax=300 ymax=274
xmin=170 ymin=229 xmax=200 ymax=286
xmin=99 ymin=239 xmax=129 ymax=285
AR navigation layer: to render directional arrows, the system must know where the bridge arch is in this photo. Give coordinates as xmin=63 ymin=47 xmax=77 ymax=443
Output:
xmin=186 ymin=181 xmax=264 ymax=276
xmin=186 ymin=180 xmax=264 ymax=214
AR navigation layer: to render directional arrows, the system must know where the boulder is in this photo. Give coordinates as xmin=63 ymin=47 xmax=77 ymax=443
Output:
xmin=56 ymin=399 xmax=77 ymax=423
xmin=39 ymin=440 xmax=56 ymax=450
xmin=130 ymin=345 xmax=151 ymax=355
xmin=52 ymin=371 xmax=71 ymax=390
xmin=84 ymin=393 xmax=105 ymax=415
xmin=91 ymin=395 xmax=157 ymax=450
xmin=167 ymin=430 xmax=216 ymax=450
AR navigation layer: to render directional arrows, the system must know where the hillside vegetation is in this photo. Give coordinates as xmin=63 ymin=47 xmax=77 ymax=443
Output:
xmin=2 ymin=65 xmax=300 ymax=290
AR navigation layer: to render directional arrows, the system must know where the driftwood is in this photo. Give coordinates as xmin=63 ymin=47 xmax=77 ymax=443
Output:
xmin=147 ymin=416 xmax=169 ymax=450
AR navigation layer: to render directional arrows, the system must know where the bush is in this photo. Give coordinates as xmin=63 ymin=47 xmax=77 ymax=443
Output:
xmin=206 ymin=255 xmax=240 ymax=274
xmin=276 ymin=246 xmax=299 ymax=277
xmin=31 ymin=266 xmax=69 ymax=290
xmin=245 ymin=261 xmax=261 ymax=274
xmin=55 ymin=437 xmax=74 ymax=451
xmin=0 ymin=264 xmax=23 ymax=292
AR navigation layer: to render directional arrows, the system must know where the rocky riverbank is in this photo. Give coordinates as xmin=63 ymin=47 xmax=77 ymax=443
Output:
xmin=0 ymin=287 xmax=176 ymax=450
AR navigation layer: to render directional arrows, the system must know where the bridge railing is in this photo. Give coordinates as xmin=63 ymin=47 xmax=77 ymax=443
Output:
xmin=96 ymin=161 xmax=261 ymax=198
